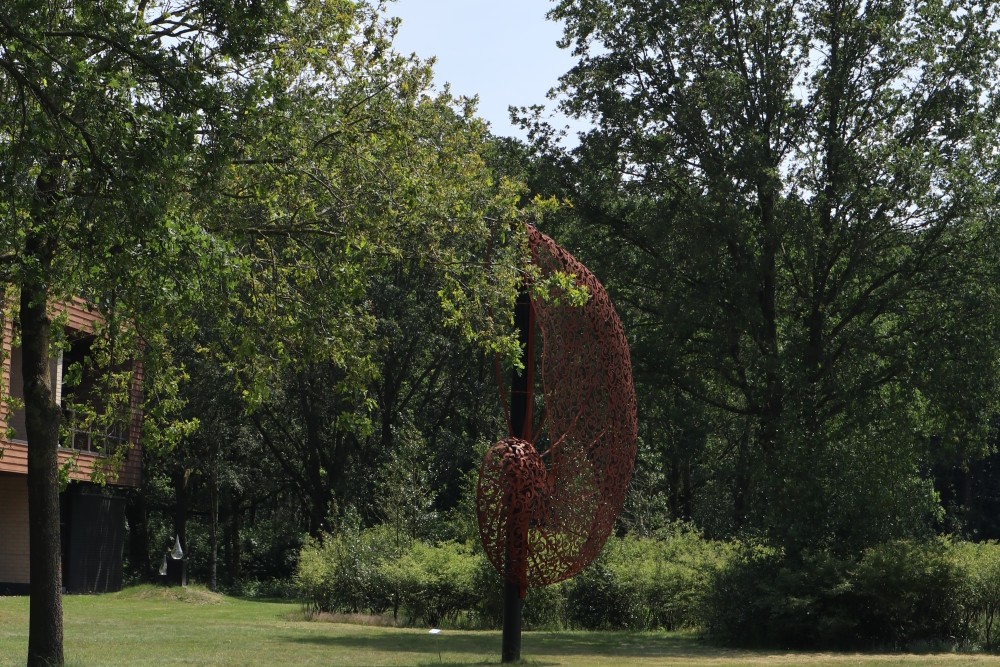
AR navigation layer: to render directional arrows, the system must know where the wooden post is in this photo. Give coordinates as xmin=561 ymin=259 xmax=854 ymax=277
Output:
xmin=502 ymin=289 xmax=534 ymax=663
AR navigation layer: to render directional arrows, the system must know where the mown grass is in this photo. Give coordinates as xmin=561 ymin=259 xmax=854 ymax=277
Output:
xmin=2 ymin=586 xmax=1000 ymax=666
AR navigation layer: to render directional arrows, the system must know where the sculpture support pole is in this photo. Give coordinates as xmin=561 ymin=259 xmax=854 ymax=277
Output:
xmin=502 ymin=289 xmax=534 ymax=663
xmin=478 ymin=227 xmax=638 ymax=662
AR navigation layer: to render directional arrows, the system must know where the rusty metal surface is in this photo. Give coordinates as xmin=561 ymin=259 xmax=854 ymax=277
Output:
xmin=477 ymin=225 xmax=638 ymax=594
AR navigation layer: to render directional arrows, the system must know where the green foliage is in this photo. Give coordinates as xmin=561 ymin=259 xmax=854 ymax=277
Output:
xmin=851 ymin=541 xmax=964 ymax=648
xmin=228 ymin=577 xmax=298 ymax=601
xmin=536 ymin=0 xmax=1000 ymax=556
xmin=470 ymin=551 xmax=568 ymax=630
xmin=622 ymin=528 xmax=730 ymax=631
xmin=382 ymin=541 xmax=478 ymax=626
xmin=290 ymin=520 xmax=1000 ymax=650
xmin=296 ymin=523 xmax=727 ymax=631
xmin=568 ymin=530 xmax=727 ymax=631
xmin=296 ymin=525 xmax=481 ymax=626
xmin=704 ymin=540 xmax=964 ymax=649
xmin=566 ymin=559 xmax=634 ymax=631
xmin=953 ymin=541 xmax=1000 ymax=649
xmin=154 ymin=1 xmax=531 ymax=557
xmin=295 ymin=522 xmax=396 ymax=614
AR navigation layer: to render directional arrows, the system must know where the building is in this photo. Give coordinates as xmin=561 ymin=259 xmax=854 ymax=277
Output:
xmin=0 ymin=298 xmax=142 ymax=594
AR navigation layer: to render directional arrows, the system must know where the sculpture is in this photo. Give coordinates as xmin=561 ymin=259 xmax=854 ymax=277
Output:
xmin=476 ymin=225 xmax=638 ymax=597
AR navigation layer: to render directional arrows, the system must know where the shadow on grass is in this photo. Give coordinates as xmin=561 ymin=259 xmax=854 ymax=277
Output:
xmin=283 ymin=628 xmax=742 ymax=661
xmin=283 ymin=631 xmax=490 ymax=653
xmin=409 ymin=663 xmax=557 ymax=667
xmin=526 ymin=632 xmax=732 ymax=658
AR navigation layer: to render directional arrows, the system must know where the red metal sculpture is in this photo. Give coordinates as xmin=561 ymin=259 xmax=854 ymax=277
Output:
xmin=477 ymin=225 xmax=638 ymax=597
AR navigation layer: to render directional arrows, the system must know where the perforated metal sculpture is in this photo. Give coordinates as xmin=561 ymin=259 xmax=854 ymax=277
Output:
xmin=476 ymin=225 xmax=638 ymax=598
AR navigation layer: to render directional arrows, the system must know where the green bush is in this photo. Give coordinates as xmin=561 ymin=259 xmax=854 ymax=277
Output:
xmin=953 ymin=540 xmax=1000 ymax=649
xmin=523 ymin=581 xmax=568 ymax=629
xmin=293 ymin=520 xmax=1000 ymax=649
xmin=381 ymin=541 xmax=478 ymax=626
xmin=295 ymin=523 xmax=399 ymax=614
xmin=702 ymin=542 xmax=793 ymax=646
xmin=469 ymin=552 xmax=504 ymax=627
xmin=704 ymin=539 xmax=964 ymax=649
xmin=849 ymin=539 xmax=963 ymax=648
xmin=568 ymin=527 xmax=726 ymax=631
xmin=230 ymin=576 xmax=298 ymax=599
xmin=617 ymin=527 xmax=729 ymax=630
xmin=567 ymin=555 xmax=636 ymax=630
xmin=470 ymin=552 xmax=567 ymax=630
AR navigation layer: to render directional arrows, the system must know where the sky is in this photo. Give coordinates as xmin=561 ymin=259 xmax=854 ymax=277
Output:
xmin=387 ymin=0 xmax=580 ymax=140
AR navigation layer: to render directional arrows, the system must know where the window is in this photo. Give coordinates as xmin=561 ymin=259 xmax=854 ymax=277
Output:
xmin=5 ymin=345 xmax=62 ymax=444
xmin=3 ymin=335 xmax=124 ymax=454
xmin=61 ymin=335 xmax=126 ymax=454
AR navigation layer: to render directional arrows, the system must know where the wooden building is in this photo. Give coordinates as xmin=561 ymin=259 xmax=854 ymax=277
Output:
xmin=0 ymin=299 xmax=142 ymax=594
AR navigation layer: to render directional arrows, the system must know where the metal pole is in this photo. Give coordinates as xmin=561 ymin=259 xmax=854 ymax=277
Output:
xmin=502 ymin=289 xmax=534 ymax=663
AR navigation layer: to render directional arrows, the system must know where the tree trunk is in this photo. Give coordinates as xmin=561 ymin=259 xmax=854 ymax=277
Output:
xmin=733 ymin=430 xmax=750 ymax=532
xmin=757 ymin=187 xmax=783 ymax=456
xmin=209 ymin=467 xmax=219 ymax=592
xmin=21 ymin=230 xmax=64 ymax=667
xmin=226 ymin=496 xmax=242 ymax=583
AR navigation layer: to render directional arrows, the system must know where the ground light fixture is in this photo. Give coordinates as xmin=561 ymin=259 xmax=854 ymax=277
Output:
xmin=429 ymin=628 xmax=442 ymax=662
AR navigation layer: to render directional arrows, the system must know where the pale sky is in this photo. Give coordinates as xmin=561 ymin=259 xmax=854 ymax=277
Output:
xmin=387 ymin=0 xmax=580 ymax=140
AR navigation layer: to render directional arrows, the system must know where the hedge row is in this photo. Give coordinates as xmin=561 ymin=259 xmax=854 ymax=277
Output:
xmin=295 ymin=525 xmax=1000 ymax=649
xmin=295 ymin=523 xmax=725 ymax=630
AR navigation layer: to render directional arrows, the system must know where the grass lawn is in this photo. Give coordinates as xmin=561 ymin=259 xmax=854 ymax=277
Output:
xmin=3 ymin=587 xmax=1000 ymax=666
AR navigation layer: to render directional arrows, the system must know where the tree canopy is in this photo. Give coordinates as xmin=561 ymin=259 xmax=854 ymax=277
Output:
xmin=526 ymin=0 xmax=1000 ymax=552
xmin=0 ymin=2 xmax=525 ymax=664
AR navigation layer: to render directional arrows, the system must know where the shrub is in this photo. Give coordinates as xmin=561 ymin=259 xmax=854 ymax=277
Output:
xmin=702 ymin=542 xmax=794 ymax=646
xmin=237 ymin=515 xmax=304 ymax=582
xmin=230 ymin=576 xmax=298 ymax=599
xmin=295 ymin=523 xmax=399 ymax=614
xmin=381 ymin=541 xmax=478 ymax=626
xmin=567 ymin=553 xmax=636 ymax=630
xmin=619 ymin=526 xmax=729 ymax=630
xmin=849 ymin=539 xmax=963 ymax=648
xmin=704 ymin=539 xmax=964 ymax=649
xmin=568 ymin=527 xmax=726 ymax=631
xmin=295 ymin=519 xmax=727 ymax=632
xmin=523 ymin=581 xmax=568 ymax=630
xmin=952 ymin=540 xmax=1000 ymax=649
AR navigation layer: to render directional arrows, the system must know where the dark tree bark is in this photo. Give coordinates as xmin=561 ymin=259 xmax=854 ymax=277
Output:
xmin=209 ymin=467 xmax=219 ymax=592
xmin=21 ymin=225 xmax=64 ymax=667
xmin=225 ymin=496 xmax=242 ymax=583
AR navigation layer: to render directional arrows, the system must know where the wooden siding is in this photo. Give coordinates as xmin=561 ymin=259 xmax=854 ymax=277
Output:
xmin=0 ymin=316 xmax=11 ymax=438
xmin=0 ymin=473 xmax=30 ymax=584
xmin=0 ymin=441 xmax=140 ymax=487
xmin=51 ymin=297 xmax=103 ymax=334
xmin=0 ymin=299 xmax=142 ymax=488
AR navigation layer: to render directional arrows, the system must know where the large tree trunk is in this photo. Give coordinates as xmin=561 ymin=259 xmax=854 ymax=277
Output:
xmin=21 ymin=230 xmax=64 ymax=667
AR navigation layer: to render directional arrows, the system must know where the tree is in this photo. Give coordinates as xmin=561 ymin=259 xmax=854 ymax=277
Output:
xmin=0 ymin=2 xmax=294 ymax=662
xmin=534 ymin=0 xmax=1000 ymax=552
xmin=1 ymin=2 xmax=527 ymax=664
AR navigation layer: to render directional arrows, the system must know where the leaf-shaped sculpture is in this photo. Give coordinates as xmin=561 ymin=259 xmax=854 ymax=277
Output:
xmin=477 ymin=226 xmax=638 ymax=596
